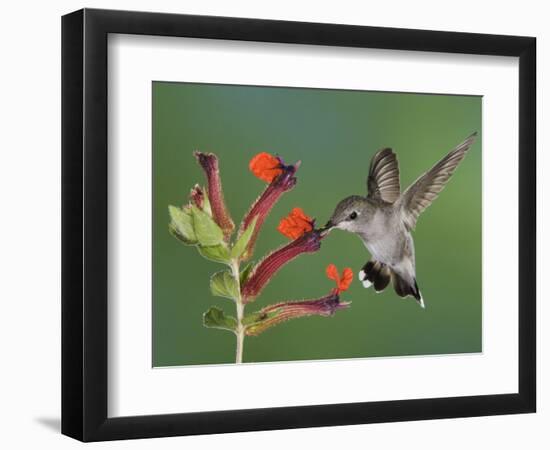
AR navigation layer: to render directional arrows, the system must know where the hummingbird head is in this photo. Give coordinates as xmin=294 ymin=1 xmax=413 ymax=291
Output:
xmin=323 ymin=195 xmax=370 ymax=234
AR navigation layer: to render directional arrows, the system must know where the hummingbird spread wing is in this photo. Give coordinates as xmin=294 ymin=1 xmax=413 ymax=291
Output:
xmin=398 ymin=132 xmax=478 ymax=230
xmin=367 ymin=148 xmax=401 ymax=203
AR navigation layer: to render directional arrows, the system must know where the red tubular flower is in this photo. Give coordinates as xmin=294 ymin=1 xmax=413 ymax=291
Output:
xmin=245 ymin=293 xmax=350 ymax=336
xmin=239 ymin=157 xmax=300 ymax=259
xmin=326 ymin=264 xmax=354 ymax=293
xmin=277 ymin=207 xmax=314 ymax=240
xmin=241 ymin=230 xmax=321 ymax=302
xmin=194 ymin=151 xmax=235 ymax=239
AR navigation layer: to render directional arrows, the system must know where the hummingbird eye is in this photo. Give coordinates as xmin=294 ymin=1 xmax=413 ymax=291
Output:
xmin=349 ymin=211 xmax=358 ymax=220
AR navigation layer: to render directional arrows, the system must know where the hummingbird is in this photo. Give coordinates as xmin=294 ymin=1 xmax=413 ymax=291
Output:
xmin=322 ymin=133 xmax=478 ymax=309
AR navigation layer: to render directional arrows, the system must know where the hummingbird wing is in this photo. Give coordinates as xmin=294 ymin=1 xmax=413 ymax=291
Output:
xmin=398 ymin=132 xmax=478 ymax=230
xmin=367 ymin=148 xmax=401 ymax=203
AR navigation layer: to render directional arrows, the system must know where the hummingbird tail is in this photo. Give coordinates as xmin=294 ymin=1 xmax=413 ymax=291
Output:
xmin=392 ymin=272 xmax=425 ymax=309
xmin=359 ymin=260 xmax=425 ymax=308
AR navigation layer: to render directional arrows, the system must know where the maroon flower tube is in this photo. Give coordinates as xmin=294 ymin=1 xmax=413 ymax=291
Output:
xmin=194 ymin=151 xmax=235 ymax=239
xmin=239 ymin=162 xmax=299 ymax=260
xmin=245 ymin=293 xmax=350 ymax=336
xmin=241 ymin=230 xmax=321 ymax=302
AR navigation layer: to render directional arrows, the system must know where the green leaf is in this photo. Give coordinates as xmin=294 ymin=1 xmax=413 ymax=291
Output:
xmin=197 ymin=244 xmax=231 ymax=264
xmin=191 ymin=205 xmax=224 ymax=246
xmin=168 ymin=223 xmax=196 ymax=246
xmin=239 ymin=262 xmax=254 ymax=285
xmin=168 ymin=205 xmax=197 ymax=244
xmin=230 ymin=216 xmax=257 ymax=259
xmin=203 ymin=307 xmax=237 ymax=333
xmin=210 ymin=270 xmax=239 ymax=300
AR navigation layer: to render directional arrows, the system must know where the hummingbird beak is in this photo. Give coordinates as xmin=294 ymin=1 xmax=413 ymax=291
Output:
xmin=318 ymin=220 xmax=334 ymax=237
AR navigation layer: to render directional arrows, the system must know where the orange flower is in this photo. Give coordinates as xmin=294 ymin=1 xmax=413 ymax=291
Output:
xmin=326 ymin=264 xmax=353 ymax=293
xmin=249 ymin=152 xmax=283 ymax=183
xmin=277 ymin=207 xmax=314 ymax=240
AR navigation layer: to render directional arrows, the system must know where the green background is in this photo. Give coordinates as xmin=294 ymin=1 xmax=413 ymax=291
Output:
xmin=153 ymin=82 xmax=482 ymax=367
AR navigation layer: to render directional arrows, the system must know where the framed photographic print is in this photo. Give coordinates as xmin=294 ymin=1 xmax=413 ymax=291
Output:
xmin=62 ymin=8 xmax=536 ymax=441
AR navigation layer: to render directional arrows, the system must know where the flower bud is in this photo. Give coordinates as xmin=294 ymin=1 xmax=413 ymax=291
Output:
xmin=194 ymin=151 xmax=235 ymax=239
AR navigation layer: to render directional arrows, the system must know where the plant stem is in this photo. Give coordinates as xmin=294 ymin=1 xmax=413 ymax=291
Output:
xmin=235 ymin=302 xmax=245 ymax=364
xmin=231 ymin=260 xmax=245 ymax=364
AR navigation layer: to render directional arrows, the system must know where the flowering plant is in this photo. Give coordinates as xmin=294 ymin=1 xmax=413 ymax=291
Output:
xmin=169 ymin=151 xmax=351 ymax=363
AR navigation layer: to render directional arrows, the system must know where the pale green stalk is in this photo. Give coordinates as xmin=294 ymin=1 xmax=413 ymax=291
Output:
xmin=231 ymin=259 xmax=245 ymax=364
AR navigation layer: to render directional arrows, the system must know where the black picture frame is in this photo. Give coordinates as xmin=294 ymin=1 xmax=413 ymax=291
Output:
xmin=62 ymin=8 xmax=536 ymax=442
